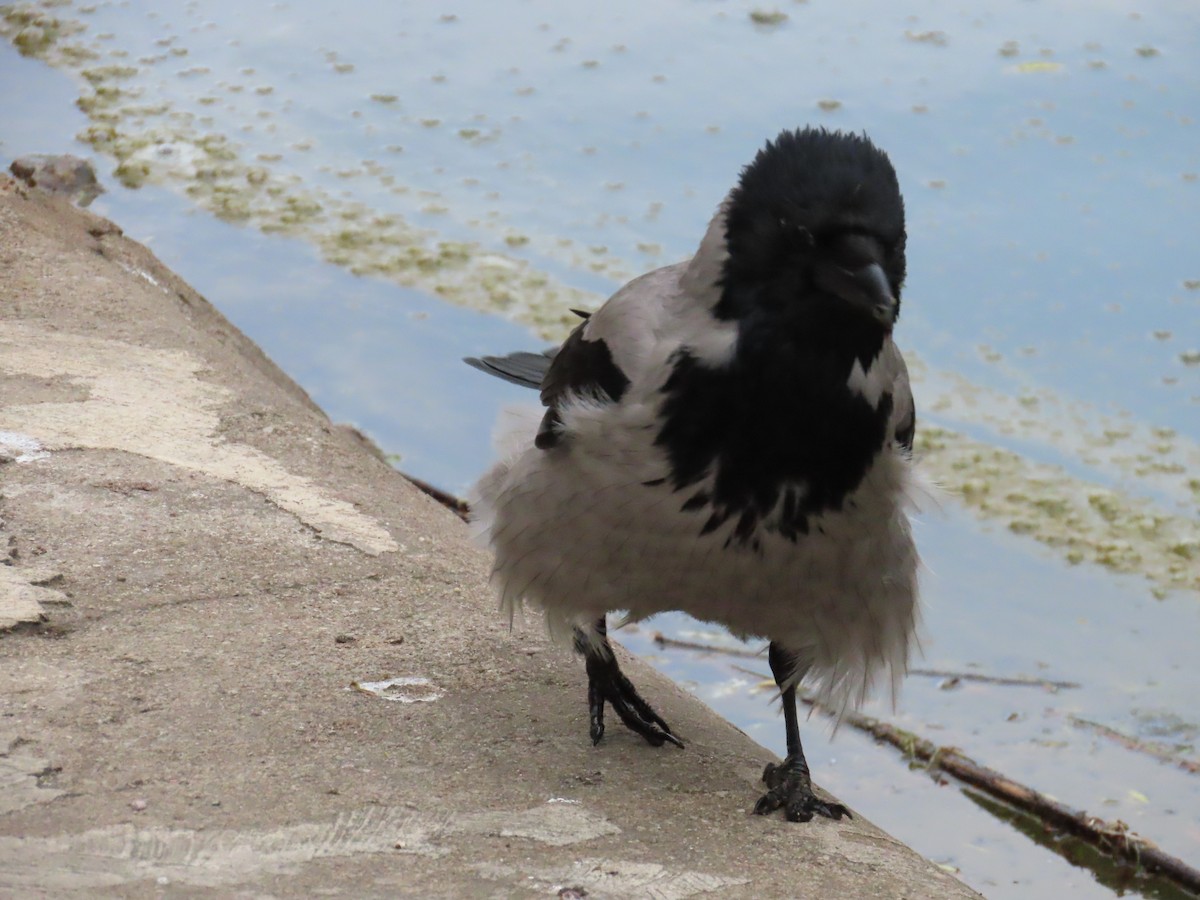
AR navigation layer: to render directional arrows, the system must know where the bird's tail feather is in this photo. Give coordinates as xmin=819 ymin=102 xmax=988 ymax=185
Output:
xmin=464 ymin=351 xmax=554 ymax=389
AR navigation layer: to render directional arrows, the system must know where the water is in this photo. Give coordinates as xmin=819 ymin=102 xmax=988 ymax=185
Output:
xmin=2 ymin=2 xmax=1198 ymax=897
xmin=621 ymin=505 xmax=1200 ymax=896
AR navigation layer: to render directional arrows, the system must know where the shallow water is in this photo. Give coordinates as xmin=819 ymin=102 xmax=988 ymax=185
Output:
xmin=2 ymin=1 xmax=1198 ymax=896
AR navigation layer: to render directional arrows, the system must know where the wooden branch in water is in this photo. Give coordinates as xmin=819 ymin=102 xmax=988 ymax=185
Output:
xmin=652 ymin=632 xmax=762 ymax=658
xmin=800 ymin=695 xmax=1200 ymax=895
xmin=729 ymin=663 xmax=774 ymax=684
xmin=908 ymin=668 xmax=1079 ymax=691
xmin=399 ymin=473 xmax=470 ymax=521
xmin=1068 ymin=715 xmax=1200 ymax=775
xmin=653 ymin=633 xmax=1077 ymax=689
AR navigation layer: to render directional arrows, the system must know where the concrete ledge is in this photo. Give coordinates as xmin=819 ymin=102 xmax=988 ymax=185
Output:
xmin=0 ymin=175 xmax=977 ymax=897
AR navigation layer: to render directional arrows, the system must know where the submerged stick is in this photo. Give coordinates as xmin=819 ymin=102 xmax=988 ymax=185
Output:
xmin=908 ymin=668 xmax=1079 ymax=691
xmin=654 ymin=633 xmax=1077 ymax=689
xmin=1068 ymin=715 xmax=1200 ymax=775
xmin=800 ymin=696 xmax=1200 ymax=894
xmin=652 ymin=632 xmax=762 ymax=659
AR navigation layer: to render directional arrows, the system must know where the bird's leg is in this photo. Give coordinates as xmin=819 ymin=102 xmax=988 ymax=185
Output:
xmin=573 ymin=616 xmax=683 ymax=748
xmin=754 ymin=642 xmax=850 ymax=822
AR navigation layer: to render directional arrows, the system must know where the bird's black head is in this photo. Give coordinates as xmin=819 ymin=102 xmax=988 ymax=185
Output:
xmin=716 ymin=127 xmax=907 ymax=333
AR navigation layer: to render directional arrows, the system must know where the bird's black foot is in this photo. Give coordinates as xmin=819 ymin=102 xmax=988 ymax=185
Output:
xmin=585 ymin=649 xmax=683 ymax=747
xmin=754 ymin=755 xmax=851 ymax=823
xmin=575 ymin=618 xmax=682 ymax=749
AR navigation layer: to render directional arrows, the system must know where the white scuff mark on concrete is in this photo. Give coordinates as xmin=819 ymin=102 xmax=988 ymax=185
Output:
xmin=0 ymin=566 xmax=67 ymax=631
xmin=480 ymin=858 xmax=749 ymax=899
xmin=0 ymin=736 xmax=65 ymax=815
xmin=0 ymin=804 xmax=622 ymax=891
xmin=351 ymin=676 xmax=442 ymax=703
xmin=116 ymin=261 xmax=166 ymax=292
xmin=467 ymin=803 xmax=621 ymax=847
xmin=0 ymin=323 xmax=397 ymax=556
xmin=0 ymin=431 xmax=50 ymax=463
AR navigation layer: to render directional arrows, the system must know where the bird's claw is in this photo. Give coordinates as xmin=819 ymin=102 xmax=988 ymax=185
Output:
xmin=586 ymin=654 xmax=683 ymax=749
xmin=754 ymin=759 xmax=850 ymax=823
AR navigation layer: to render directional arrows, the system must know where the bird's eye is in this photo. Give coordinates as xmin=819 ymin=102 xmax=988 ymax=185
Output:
xmin=778 ymin=217 xmax=813 ymax=247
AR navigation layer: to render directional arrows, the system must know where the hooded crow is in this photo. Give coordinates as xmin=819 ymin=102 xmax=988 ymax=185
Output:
xmin=467 ymin=126 xmax=919 ymax=823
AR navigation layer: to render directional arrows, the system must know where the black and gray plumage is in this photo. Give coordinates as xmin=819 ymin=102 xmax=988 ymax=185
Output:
xmin=467 ymin=126 xmax=920 ymax=823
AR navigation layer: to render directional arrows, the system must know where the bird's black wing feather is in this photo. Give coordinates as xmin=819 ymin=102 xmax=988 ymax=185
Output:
xmin=895 ymin=401 xmax=915 ymax=454
xmin=462 ymin=306 xmax=593 ymax=390
xmin=464 ymin=351 xmax=555 ymax=389
xmin=892 ymin=349 xmax=916 ymax=454
xmin=534 ymin=321 xmax=630 ymax=449
xmin=464 ymin=310 xmax=628 ymax=450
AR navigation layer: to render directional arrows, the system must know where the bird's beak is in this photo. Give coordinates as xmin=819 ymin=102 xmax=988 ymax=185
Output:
xmin=852 ymin=262 xmax=898 ymax=328
xmin=814 ymin=260 xmax=898 ymax=329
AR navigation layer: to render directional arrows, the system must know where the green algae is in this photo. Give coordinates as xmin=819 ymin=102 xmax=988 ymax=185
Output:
xmin=749 ymin=10 xmax=788 ymax=27
xmin=3 ymin=3 xmax=80 ymax=55
xmin=915 ymin=426 xmax=1200 ymax=597
xmin=1 ymin=0 xmax=595 ymax=335
xmin=904 ymin=30 xmax=948 ymax=47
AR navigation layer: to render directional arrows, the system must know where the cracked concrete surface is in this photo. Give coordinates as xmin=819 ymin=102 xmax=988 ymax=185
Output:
xmin=0 ymin=175 xmax=978 ymax=897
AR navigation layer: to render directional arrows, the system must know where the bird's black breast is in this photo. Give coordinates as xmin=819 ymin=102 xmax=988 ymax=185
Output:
xmin=654 ymin=321 xmax=892 ymax=544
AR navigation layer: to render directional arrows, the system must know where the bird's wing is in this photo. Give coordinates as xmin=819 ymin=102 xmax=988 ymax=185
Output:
xmin=466 ymin=253 xmax=726 ymax=452
xmin=538 ymin=320 xmax=629 ymax=406
xmin=534 ymin=262 xmax=709 ymax=449
xmin=532 ymin=317 xmax=631 ymax=447
xmin=463 ymin=309 xmax=591 ymax=390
